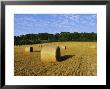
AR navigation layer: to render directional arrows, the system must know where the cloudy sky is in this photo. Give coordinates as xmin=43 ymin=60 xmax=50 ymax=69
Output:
xmin=14 ymin=14 xmax=97 ymax=36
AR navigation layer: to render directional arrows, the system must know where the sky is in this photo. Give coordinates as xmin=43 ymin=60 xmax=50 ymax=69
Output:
xmin=14 ymin=14 xmax=97 ymax=36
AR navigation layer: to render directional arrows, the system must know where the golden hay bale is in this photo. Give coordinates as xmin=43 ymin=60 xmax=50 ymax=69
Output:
xmin=25 ymin=47 xmax=33 ymax=52
xmin=41 ymin=46 xmax=61 ymax=62
xmin=39 ymin=45 xmax=42 ymax=47
xmin=60 ymin=46 xmax=66 ymax=50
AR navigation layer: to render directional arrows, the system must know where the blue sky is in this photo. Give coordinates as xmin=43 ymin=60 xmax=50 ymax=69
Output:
xmin=14 ymin=14 xmax=97 ymax=36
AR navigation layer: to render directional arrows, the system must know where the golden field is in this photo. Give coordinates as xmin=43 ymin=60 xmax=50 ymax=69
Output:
xmin=14 ymin=42 xmax=97 ymax=76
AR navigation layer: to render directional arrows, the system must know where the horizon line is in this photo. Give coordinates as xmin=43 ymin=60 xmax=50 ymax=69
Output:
xmin=14 ymin=32 xmax=97 ymax=36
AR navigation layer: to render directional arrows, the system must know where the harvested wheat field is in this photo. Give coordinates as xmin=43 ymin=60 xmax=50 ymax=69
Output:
xmin=14 ymin=42 xmax=97 ymax=76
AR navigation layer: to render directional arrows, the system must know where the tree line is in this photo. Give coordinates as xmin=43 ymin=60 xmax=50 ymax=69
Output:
xmin=14 ymin=32 xmax=97 ymax=45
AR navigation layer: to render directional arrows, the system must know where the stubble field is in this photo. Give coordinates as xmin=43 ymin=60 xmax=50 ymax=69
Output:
xmin=14 ymin=42 xmax=97 ymax=76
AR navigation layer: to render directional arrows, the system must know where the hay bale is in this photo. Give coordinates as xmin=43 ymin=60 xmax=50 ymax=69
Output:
xmin=60 ymin=46 xmax=66 ymax=50
xmin=39 ymin=45 xmax=42 ymax=47
xmin=41 ymin=46 xmax=60 ymax=62
xmin=25 ymin=47 xmax=33 ymax=52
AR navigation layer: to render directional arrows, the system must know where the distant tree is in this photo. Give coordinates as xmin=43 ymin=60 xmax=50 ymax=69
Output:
xmin=14 ymin=32 xmax=97 ymax=45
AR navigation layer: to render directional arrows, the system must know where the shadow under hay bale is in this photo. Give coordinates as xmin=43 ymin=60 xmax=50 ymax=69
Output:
xmin=25 ymin=47 xmax=33 ymax=52
xmin=58 ymin=55 xmax=74 ymax=62
xmin=41 ymin=46 xmax=61 ymax=62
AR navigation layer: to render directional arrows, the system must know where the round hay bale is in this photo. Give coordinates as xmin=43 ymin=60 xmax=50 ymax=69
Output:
xmin=60 ymin=46 xmax=66 ymax=50
xmin=25 ymin=47 xmax=33 ymax=52
xmin=39 ymin=45 xmax=42 ymax=47
xmin=41 ymin=46 xmax=61 ymax=62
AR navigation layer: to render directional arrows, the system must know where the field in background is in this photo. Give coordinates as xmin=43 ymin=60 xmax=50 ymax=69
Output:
xmin=14 ymin=42 xmax=97 ymax=76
